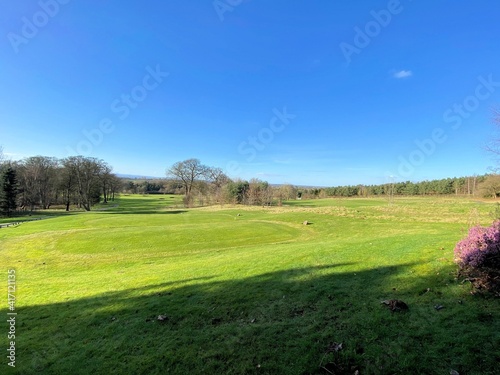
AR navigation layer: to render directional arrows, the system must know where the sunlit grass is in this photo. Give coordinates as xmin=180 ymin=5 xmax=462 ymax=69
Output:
xmin=1 ymin=195 xmax=499 ymax=374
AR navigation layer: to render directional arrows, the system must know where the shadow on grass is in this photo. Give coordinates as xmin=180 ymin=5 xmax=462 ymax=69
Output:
xmin=0 ymin=211 xmax=71 ymax=225
xmin=2 ymin=197 xmax=186 ymax=219
xmin=10 ymin=263 xmax=500 ymax=375
xmin=91 ymin=197 xmax=187 ymax=215
xmin=96 ymin=209 xmax=189 ymax=215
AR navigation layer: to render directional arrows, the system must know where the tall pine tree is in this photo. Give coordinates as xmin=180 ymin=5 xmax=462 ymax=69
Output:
xmin=0 ymin=166 xmax=17 ymax=216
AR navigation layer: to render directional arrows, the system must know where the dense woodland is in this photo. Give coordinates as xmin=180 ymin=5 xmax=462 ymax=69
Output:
xmin=0 ymin=153 xmax=499 ymax=216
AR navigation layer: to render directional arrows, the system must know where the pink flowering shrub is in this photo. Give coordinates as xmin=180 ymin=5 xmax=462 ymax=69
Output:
xmin=454 ymin=221 xmax=500 ymax=293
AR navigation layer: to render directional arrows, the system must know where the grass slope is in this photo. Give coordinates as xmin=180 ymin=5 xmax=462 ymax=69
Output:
xmin=1 ymin=195 xmax=499 ymax=374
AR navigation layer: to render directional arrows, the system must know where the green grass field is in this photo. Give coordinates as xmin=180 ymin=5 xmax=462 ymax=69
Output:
xmin=1 ymin=195 xmax=499 ymax=374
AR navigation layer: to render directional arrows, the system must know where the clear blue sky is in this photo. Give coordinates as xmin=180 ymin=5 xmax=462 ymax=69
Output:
xmin=1 ymin=1 xmax=499 ymax=186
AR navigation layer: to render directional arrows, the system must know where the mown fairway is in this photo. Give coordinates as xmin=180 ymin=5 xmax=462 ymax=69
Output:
xmin=1 ymin=195 xmax=499 ymax=374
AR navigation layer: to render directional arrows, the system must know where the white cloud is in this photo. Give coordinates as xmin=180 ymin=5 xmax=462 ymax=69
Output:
xmin=393 ymin=70 xmax=413 ymax=79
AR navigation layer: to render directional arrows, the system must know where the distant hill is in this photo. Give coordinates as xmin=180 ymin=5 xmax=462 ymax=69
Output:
xmin=116 ymin=173 xmax=164 ymax=180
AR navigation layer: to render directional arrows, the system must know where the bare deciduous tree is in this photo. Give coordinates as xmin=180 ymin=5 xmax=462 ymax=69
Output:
xmin=107 ymin=174 xmax=122 ymax=202
xmin=486 ymin=108 xmax=500 ymax=166
xmin=206 ymin=167 xmax=230 ymax=204
xmin=278 ymin=184 xmax=297 ymax=201
xmin=18 ymin=156 xmax=59 ymax=209
xmin=479 ymin=174 xmax=500 ymax=199
xmin=167 ymin=159 xmax=208 ymax=205
xmin=63 ymin=156 xmax=105 ymax=211
xmin=59 ymin=159 xmax=76 ymax=211
xmin=97 ymin=162 xmax=113 ymax=204
xmin=247 ymin=178 xmax=273 ymax=206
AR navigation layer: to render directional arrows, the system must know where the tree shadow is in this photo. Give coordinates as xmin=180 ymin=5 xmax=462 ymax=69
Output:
xmin=95 ymin=209 xmax=188 ymax=215
xmin=9 ymin=263 xmax=500 ymax=374
xmin=0 ymin=213 xmax=67 ymax=226
xmin=90 ymin=197 xmax=187 ymax=215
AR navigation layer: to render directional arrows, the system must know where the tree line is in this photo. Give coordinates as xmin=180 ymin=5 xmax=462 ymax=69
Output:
xmin=163 ymin=158 xmax=498 ymax=205
xmin=2 ymin=151 xmax=500 ymax=217
xmin=0 ymin=153 xmax=121 ymax=216
xmin=323 ymin=176 xmax=485 ymax=198
xmin=120 ymin=159 xmax=500 ymax=206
